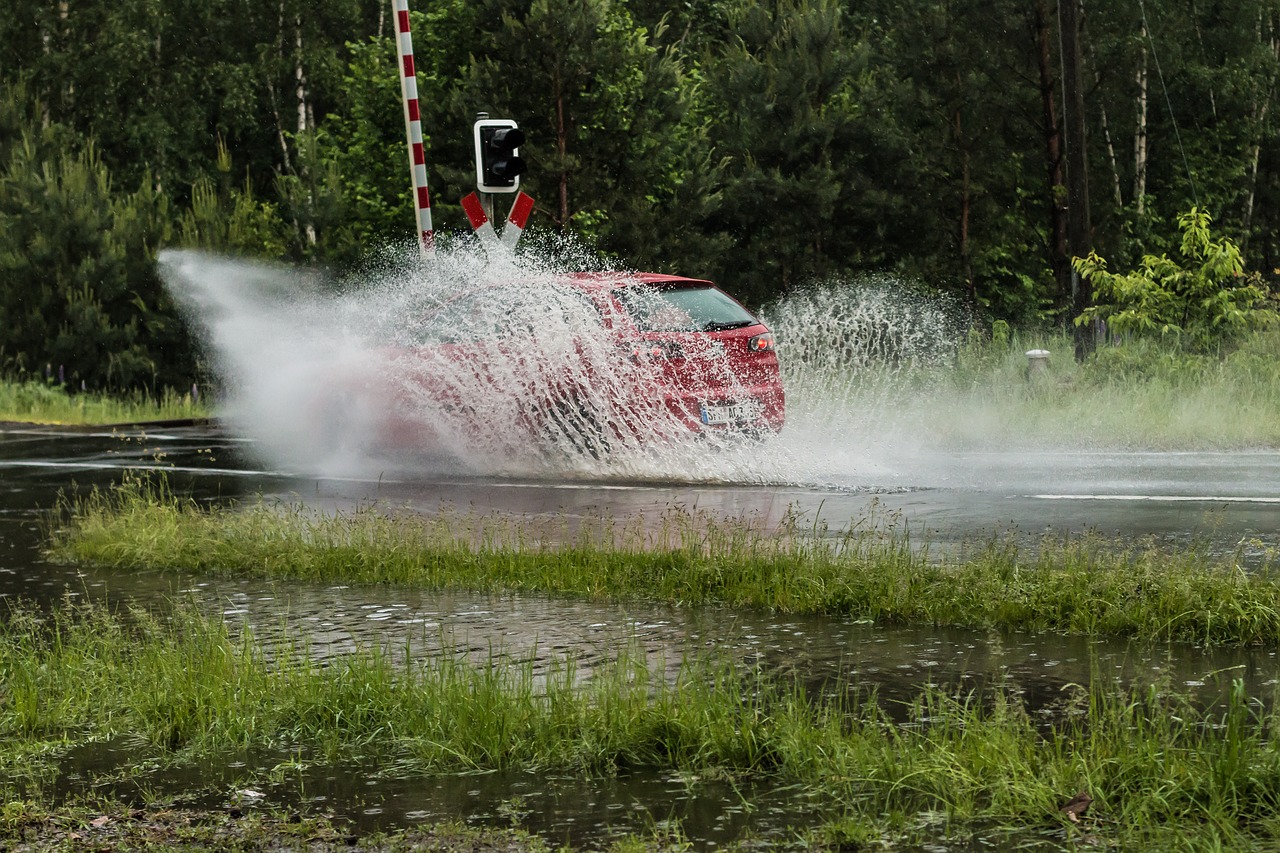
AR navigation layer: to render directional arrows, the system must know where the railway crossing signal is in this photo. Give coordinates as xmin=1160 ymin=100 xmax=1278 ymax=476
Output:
xmin=474 ymin=118 xmax=526 ymax=192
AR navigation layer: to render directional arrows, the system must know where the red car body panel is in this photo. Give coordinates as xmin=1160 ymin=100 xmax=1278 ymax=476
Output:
xmin=348 ymin=272 xmax=784 ymax=456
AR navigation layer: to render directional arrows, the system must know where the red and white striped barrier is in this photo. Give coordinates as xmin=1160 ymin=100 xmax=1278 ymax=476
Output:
xmin=500 ymin=191 xmax=535 ymax=249
xmin=462 ymin=191 xmax=535 ymax=252
xmin=460 ymin=192 xmax=500 ymax=247
xmin=392 ymin=0 xmax=434 ymax=260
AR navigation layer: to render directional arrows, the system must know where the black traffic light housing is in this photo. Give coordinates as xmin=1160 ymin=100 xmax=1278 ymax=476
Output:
xmin=474 ymin=118 xmax=526 ymax=193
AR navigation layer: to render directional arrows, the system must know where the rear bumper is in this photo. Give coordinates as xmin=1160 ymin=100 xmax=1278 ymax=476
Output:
xmin=664 ymin=383 xmax=786 ymax=434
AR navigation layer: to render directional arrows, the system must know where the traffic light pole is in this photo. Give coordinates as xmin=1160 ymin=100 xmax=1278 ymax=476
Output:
xmin=391 ymin=0 xmax=434 ymax=262
xmin=481 ymin=191 xmax=495 ymax=227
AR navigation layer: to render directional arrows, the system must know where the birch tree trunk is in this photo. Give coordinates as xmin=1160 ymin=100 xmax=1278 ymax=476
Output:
xmin=59 ymin=1 xmax=73 ymax=113
xmin=1133 ymin=36 xmax=1149 ymax=216
xmin=1084 ymin=38 xmax=1122 ymax=207
xmin=555 ymin=69 xmax=570 ymax=229
xmin=1188 ymin=0 xmax=1218 ymax=123
xmin=295 ymin=17 xmax=308 ymax=138
xmin=952 ymin=101 xmax=974 ymax=300
xmin=271 ymin=0 xmax=295 ymax=177
xmin=1243 ymin=10 xmax=1278 ymax=247
xmin=296 ymin=14 xmax=316 ymax=246
xmin=40 ymin=2 xmax=53 ymax=128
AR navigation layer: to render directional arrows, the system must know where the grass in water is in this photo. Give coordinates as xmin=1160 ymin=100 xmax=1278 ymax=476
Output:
xmin=3 ymin=601 xmax=1280 ymax=850
xmin=0 ymin=379 xmax=209 ymax=425
xmin=49 ymin=476 xmax=1280 ymax=647
xmin=0 ymin=801 xmax=570 ymax=851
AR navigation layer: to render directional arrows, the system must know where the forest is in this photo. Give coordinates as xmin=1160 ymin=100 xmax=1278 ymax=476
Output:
xmin=2 ymin=0 xmax=1279 ymax=390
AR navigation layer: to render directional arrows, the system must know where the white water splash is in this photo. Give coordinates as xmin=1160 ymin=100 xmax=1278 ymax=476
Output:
xmin=159 ymin=245 xmax=965 ymax=487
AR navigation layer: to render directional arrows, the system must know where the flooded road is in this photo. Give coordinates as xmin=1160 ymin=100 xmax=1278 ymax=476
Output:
xmin=5 ymin=420 xmax=1276 ymax=561
xmin=3 ymin=421 xmax=1279 ymax=848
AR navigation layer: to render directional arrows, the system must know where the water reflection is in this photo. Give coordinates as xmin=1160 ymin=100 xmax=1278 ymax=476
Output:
xmin=26 ymin=557 xmax=1278 ymax=718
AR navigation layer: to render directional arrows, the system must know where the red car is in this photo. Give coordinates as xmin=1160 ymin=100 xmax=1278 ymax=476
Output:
xmin=334 ymin=272 xmax=784 ymax=461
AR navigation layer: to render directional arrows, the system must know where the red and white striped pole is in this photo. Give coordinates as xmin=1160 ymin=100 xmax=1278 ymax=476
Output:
xmin=392 ymin=0 xmax=434 ymax=261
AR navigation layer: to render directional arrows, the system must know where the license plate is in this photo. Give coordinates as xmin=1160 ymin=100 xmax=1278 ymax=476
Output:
xmin=700 ymin=400 xmax=762 ymax=425
xmin=696 ymin=339 xmax=726 ymax=358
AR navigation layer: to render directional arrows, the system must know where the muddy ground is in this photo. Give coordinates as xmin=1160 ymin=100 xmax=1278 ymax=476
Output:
xmin=0 ymin=802 xmax=693 ymax=852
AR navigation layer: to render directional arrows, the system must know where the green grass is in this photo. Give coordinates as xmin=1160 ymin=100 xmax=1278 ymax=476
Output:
xmin=49 ymin=478 xmax=1280 ymax=647
xmin=0 ymin=379 xmax=209 ymax=425
xmin=942 ymin=328 xmax=1280 ymax=449
xmin=785 ymin=327 xmax=1280 ymax=450
xmin=4 ymin=601 xmax=1280 ymax=850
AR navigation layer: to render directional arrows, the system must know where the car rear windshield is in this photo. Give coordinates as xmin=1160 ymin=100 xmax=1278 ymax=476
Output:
xmin=401 ymin=284 xmax=602 ymax=344
xmin=617 ymin=285 xmax=759 ymax=333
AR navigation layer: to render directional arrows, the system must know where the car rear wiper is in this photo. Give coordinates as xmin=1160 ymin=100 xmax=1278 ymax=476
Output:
xmin=701 ymin=320 xmax=754 ymax=331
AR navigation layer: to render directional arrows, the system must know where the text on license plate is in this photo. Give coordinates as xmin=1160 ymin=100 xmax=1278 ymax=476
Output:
xmin=700 ymin=400 xmax=762 ymax=425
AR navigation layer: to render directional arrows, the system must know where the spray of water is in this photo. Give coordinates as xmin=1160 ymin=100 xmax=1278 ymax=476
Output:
xmin=765 ymin=276 xmax=968 ymax=476
xmin=158 ymin=244 xmax=967 ymax=486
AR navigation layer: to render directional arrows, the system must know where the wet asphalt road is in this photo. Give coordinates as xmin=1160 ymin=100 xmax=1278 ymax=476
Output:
xmin=2 ymin=421 xmax=1278 ymax=561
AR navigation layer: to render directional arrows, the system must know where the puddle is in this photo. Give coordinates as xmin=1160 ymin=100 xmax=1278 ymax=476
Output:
xmin=3 ymin=423 xmax=1280 ymax=848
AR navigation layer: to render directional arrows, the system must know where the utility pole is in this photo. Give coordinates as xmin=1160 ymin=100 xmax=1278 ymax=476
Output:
xmin=1058 ymin=0 xmax=1093 ymax=359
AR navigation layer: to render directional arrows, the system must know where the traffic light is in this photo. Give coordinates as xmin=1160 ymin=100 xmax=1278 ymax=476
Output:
xmin=473 ymin=118 xmax=526 ymax=193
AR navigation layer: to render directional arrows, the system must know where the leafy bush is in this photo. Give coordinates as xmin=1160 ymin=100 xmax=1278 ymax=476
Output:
xmin=1073 ymin=208 xmax=1277 ymax=351
xmin=1079 ymin=338 xmax=1212 ymax=387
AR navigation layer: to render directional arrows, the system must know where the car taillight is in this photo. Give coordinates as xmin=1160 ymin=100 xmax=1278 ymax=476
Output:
xmin=747 ymin=332 xmax=775 ymax=353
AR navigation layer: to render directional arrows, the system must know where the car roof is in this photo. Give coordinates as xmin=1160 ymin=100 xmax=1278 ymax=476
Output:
xmin=561 ymin=271 xmax=715 ymax=293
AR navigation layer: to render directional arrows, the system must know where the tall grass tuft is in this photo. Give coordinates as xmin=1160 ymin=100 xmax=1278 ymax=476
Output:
xmin=931 ymin=327 xmax=1280 ymax=449
xmin=5 ymin=601 xmax=1280 ymax=848
xmin=49 ymin=476 xmax=1280 ymax=647
xmin=0 ymin=378 xmax=208 ymax=425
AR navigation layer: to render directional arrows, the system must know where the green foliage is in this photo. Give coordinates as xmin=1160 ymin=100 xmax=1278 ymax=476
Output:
xmin=177 ymin=140 xmax=289 ymax=257
xmin=4 ymin=0 xmax=1280 ymax=364
xmin=0 ymin=117 xmax=194 ymax=390
xmin=454 ymin=0 xmax=721 ymax=273
xmin=1079 ymin=337 xmax=1212 ymax=386
xmin=1222 ymin=326 xmax=1280 ymax=387
xmin=1074 ymin=209 xmax=1278 ymax=350
xmin=957 ymin=319 xmax=1013 ymax=374
xmin=313 ymin=34 xmax=416 ymax=262
xmin=700 ymin=0 xmax=886 ymax=302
